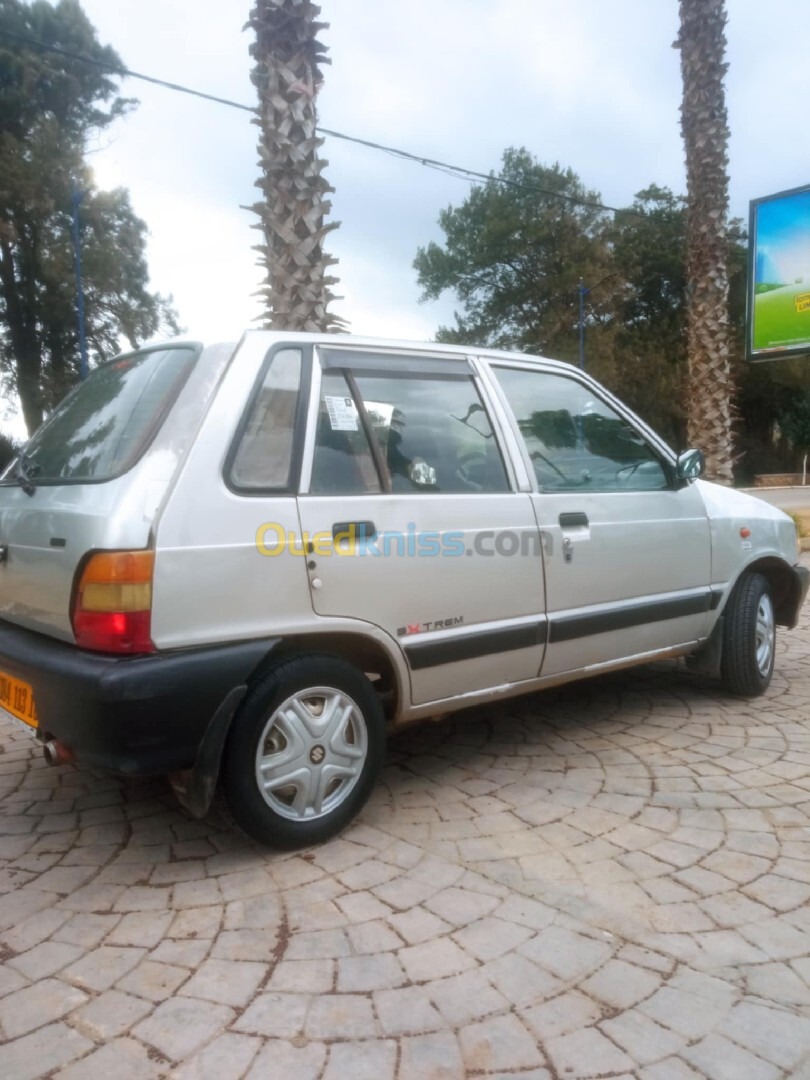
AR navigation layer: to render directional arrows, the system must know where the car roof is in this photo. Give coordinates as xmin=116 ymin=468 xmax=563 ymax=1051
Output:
xmin=150 ymin=331 xmax=579 ymax=375
xmin=250 ymin=331 xmax=576 ymax=371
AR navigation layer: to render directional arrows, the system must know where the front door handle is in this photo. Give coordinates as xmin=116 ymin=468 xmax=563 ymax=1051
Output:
xmin=559 ymin=512 xmax=589 ymax=528
xmin=332 ymin=521 xmax=377 ymax=541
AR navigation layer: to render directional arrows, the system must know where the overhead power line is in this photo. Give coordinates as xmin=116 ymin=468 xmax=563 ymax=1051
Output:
xmin=0 ymin=27 xmax=643 ymax=218
xmin=0 ymin=28 xmax=256 ymax=115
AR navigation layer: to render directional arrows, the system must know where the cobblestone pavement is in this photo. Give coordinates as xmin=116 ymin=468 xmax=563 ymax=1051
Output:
xmin=1 ymin=576 xmax=810 ymax=1078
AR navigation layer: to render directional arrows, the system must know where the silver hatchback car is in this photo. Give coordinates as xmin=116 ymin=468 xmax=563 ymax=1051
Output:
xmin=0 ymin=333 xmax=807 ymax=849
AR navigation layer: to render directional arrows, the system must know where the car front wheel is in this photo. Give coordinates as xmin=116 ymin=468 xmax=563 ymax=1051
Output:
xmin=720 ymin=571 xmax=775 ymax=696
xmin=221 ymin=654 xmax=385 ymax=849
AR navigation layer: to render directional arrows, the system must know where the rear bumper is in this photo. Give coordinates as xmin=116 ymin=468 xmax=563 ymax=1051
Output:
xmin=0 ymin=619 xmax=274 ymax=775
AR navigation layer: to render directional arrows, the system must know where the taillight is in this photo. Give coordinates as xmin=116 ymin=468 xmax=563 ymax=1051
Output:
xmin=72 ymin=551 xmax=155 ymax=654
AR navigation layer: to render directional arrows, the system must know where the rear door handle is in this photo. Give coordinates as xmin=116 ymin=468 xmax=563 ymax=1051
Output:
xmin=559 ymin=512 xmax=589 ymax=528
xmin=332 ymin=521 xmax=377 ymax=541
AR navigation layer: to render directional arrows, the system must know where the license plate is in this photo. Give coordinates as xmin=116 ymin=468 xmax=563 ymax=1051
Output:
xmin=0 ymin=671 xmax=38 ymax=730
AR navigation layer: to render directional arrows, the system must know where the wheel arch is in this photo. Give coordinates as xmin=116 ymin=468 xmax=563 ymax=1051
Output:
xmin=171 ymin=630 xmax=405 ymax=821
xmin=733 ymin=556 xmax=802 ymax=628
xmin=689 ymin=557 xmax=797 ymax=680
xmin=220 ymin=647 xmax=389 ymax=848
xmin=247 ymin=631 xmax=404 ymax=721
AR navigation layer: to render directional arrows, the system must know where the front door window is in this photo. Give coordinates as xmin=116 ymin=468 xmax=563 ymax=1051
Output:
xmin=495 ymin=367 xmax=668 ymax=493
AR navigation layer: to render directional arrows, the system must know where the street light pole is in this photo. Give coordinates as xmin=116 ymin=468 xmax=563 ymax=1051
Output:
xmin=578 ymin=279 xmax=590 ymax=370
xmin=70 ymin=186 xmax=89 ymax=380
xmin=578 ymin=274 xmax=617 ymax=370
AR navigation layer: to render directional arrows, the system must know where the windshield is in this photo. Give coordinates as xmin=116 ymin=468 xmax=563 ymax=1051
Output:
xmin=2 ymin=347 xmax=196 ymax=484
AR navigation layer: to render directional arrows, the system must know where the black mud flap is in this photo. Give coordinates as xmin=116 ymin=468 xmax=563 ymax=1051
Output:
xmin=169 ymin=686 xmax=247 ymax=818
xmin=685 ymin=616 xmax=724 ymax=678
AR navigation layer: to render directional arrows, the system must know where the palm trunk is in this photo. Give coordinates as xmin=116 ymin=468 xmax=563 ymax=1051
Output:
xmin=248 ymin=0 xmax=344 ymax=332
xmin=677 ymin=0 xmax=734 ymax=484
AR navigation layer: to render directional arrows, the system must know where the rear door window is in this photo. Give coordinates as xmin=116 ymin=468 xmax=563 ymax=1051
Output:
xmin=353 ymin=371 xmax=509 ymax=494
xmin=310 ymin=370 xmax=381 ymax=495
xmin=5 ymin=347 xmax=196 ymax=484
xmin=307 ymin=351 xmax=509 ymax=495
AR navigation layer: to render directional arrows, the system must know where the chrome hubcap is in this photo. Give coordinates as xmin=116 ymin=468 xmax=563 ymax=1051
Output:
xmin=755 ymin=594 xmax=775 ymax=677
xmin=254 ymin=687 xmax=367 ymax=822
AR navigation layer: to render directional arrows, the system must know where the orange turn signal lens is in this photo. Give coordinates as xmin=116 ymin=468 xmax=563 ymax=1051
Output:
xmin=72 ymin=551 xmax=155 ymax=653
xmin=79 ymin=551 xmax=154 ymax=589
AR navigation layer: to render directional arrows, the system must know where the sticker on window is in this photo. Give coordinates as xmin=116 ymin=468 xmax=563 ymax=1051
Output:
xmin=325 ymin=395 xmax=358 ymax=431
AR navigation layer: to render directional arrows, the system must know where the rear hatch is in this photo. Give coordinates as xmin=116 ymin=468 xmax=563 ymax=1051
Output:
xmin=0 ymin=345 xmax=201 ymax=642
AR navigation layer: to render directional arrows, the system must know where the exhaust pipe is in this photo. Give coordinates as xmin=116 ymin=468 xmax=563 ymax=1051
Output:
xmin=43 ymin=740 xmax=74 ymax=766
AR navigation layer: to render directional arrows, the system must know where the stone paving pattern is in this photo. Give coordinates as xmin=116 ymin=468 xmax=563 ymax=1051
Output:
xmin=1 ymin=563 xmax=810 ymax=1078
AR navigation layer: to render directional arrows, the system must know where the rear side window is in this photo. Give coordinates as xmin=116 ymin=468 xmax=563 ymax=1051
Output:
xmin=228 ymin=348 xmax=304 ymax=491
xmin=11 ymin=347 xmax=196 ymax=483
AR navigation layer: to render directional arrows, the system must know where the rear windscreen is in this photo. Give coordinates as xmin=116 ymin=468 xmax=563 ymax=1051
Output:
xmin=7 ymin=347 xmax=196 ymax=483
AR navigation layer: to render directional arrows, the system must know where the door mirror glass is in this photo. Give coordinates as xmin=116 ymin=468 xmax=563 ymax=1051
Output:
xmin=675 ymin=448 xmax=705 ymax=481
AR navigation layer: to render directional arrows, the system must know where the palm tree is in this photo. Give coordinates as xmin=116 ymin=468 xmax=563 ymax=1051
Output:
xmin=248 ymin=0 xmax=344 ymax=331
xmin=676 ymin=0 xmax=734 ymax=483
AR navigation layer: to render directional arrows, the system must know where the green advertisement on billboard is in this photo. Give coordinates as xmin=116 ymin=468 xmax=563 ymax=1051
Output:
xmin=747 ymin=183 xmax=810 ymax=361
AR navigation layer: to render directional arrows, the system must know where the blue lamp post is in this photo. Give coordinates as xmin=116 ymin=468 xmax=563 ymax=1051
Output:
xmin=578 ymin=279 xmax=591 ymax=370
xmin=70 ymin=186 xmax=89 ymax=380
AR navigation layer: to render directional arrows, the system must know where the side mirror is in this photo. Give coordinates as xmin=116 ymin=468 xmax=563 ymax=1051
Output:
xmin=675 ymin=448 xmax=705 ymax=482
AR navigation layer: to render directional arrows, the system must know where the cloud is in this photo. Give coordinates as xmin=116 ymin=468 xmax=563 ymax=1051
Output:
xmin=10 ymin=0 xmax=810 ymax=384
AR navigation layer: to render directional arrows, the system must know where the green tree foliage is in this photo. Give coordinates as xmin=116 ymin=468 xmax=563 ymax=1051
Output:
xmin=607 ymin=186 xmax=747 ymax=446
xmin=414 ymin=149 xmax=612 ymax=361
xmin=0 ymin=430 xmax=18 ymax=470
xmin=0 ymin=0 xmax=178 ymax=434
xmin=414 ymin=148 xmax=767 ymax=454
xmin=735 ymin=357 xmax=810 ymax=480
xmin=778 ymin=391 xmax=810 ymax=461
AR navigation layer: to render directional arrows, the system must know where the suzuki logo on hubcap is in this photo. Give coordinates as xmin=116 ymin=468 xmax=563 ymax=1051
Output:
xmin=310 ymin=745 xmax=326 ymax=765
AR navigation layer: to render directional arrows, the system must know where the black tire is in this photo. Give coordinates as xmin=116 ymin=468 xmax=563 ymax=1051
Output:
xmin=221 ymin=653 xmax=385 ymax=850
xmin=720 ymin=572 xmax=775 ymax=696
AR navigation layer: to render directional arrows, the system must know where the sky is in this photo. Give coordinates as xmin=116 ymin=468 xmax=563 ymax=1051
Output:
xmin=755 ymin=189 xmax=810 ymax=284
xmin=4 ymin=0 xmax=810 ymax=435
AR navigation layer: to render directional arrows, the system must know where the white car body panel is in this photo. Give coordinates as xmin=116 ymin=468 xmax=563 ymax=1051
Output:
xmin=0 ymin=331 xmax=805 ymax=730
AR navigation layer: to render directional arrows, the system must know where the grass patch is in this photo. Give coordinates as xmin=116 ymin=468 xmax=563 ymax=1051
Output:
xmin=753 ymin=283 xmax=810 ymax=351
xmin=788 ymin=510 xmax=810 ymax=537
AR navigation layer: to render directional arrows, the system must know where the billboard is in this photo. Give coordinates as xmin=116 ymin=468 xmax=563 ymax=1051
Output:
xmin=747 ymin=183 xmax=810 ymax=361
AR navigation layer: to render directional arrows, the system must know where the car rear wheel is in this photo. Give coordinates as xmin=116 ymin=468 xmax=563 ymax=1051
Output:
xmin=221 ymin=654 xmax=385 ymax=849
xmin=720 ymin=572 xmax=775 ymax=696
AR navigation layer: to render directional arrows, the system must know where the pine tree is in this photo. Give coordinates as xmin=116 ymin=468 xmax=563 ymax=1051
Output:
xmin=0 ymin=0 xmax=177 ymax=434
